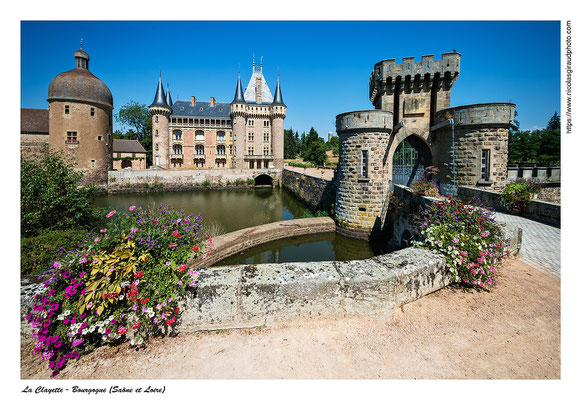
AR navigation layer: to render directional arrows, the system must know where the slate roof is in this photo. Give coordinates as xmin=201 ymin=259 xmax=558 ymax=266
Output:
xmin=21 ymin=108 xmax=49 ymax=134
xmin=113 ymin=139 xmax=146 ymax=153
xmin=171 ymin=100 xmax=231 ymax=118
xmin=243 ymin=69 xmax=274 ymax=104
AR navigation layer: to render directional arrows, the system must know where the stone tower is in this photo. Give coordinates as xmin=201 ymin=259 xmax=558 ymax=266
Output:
xmin=231 ymin=72 xmax=248 ymax=169
xmin=335 ymin=110 xmax=393 ymax=240
xmin=271 ymin=75 xmax=286 ymax=168
xmin=47 ymin=44 xmax=113 ymax=184
xmin=369 ymin=52 xmax=461 ymax=139
xmin=149 ymin=74 xmax=172 ymax=168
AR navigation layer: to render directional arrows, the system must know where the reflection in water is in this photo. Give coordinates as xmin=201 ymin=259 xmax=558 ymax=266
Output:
xmin=217 ymin=232 xmax=376 ymax=266
xmin=94 ymin=188 xmax=386 ymax=265
xmin=94 ymin=188 xmax=306 ymax=234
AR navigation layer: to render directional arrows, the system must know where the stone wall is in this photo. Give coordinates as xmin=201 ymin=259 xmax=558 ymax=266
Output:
xmin=192 ymin=217 xmax=336 ymax=269
xmin=457 ymin=186 xmax=560 ymax=227
xmin=281 ymin=168 xmax=336 ymax=211
xmin=432 ymin=103 xmax=515 ymax=191
xmin=108 ymin=168 xmax=282 ymax=193
xmin=335 ymin=110 xmax=393 ymax=239
xmin=180 ymin=247 xmax=451 ymax=331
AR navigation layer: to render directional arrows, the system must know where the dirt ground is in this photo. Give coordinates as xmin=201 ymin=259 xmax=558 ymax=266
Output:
xmin=20 ymin=257 xmax=560 ymax=379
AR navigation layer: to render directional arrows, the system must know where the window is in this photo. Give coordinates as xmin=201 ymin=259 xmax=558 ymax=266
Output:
xmin=195 ymin=145 xmax=204 ymax=155
xmin=481 ymin=149 xmax=490 ymax=180
xmin=155 ymin=130 xmax=159 ymax=137
xmin=264 ymin=160 xmax=269 ymax=169
xmin=97 ymin=135 xmax=102 ymax=141
xmin=172 ymin=145 xmax=183 ymax=155
xmin=91 ymin=160 xmax=95 ymax=168
xmin=248 ymin=120 xmax=254 ymax=127
xmin=155 ymin=116 xmax=159 ymax=123
xmin=66 ymin=131 xmax=77 ymax=143
xmin=90 ymin=107 xmax=95 ymax=116
xmin=217 ymin=145 xmax=226 ymax=156
xmin=172 ymin=130 xmax=182 ymax=141
xmin=248 ymin=131 xmax=254 ymax=142
xmin=361 ymin=150 xmax=369 ymax=178
xmin=249 ymin=161 xmax=254 ymax=169
xmin=196 ymin=130 xmax=204 ymax=142
xmin=248 ymin=144 xmax=254 ymax=155
xmin=229 ymin=145 xmax=233 ymax=155
xmin=264 ymin=132 xmax=270 ymax=142
xmin=217 ymin=131 xmax=226 ymax=143
xmin=264 ymin=145 xmax=270 ymax=155
xmin=264 ymin=120 xmax=270 ymax=127
xmin=229 ymin=132 xmax=233 ymax=141
xmin=155 ymin=143 xmax=159 ymax=151
xmin=64 ymin=105 xmax=69 ymax=115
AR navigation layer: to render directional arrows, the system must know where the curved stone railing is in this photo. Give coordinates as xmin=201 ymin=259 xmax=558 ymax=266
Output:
xmin=181 ymin=247 xmax=451 ymax=332
xmin=190 ymin=217 xmax=336 ymax=269
xmin=335 ymin=109 xmax=393 ymax=133
xmin=433 ymin=103 xmax=515 ymax=128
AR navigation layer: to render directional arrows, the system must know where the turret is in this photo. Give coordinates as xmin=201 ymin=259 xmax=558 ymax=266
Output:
xmin=149 ymin=74 xmax=172 ymax=168
xmin=231 ymin=72 xmax=247 ymax=168
xmin=271 ymin=75 xmax=286 ymax=168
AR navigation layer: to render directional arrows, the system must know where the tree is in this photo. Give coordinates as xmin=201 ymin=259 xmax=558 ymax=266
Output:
xmin=546 ymin=112 xmax=560 ymax=131
xmin=115 ymin=101 xmax=153 ymax=165
xmin=301 ymin=127 xmax=328 ymax=166
xmin=21 ymin=147 xmax=101 ymax=237
xmin=508 ymin=112 xmax=560 ymax=165
xmin=284 ymin=128 xmax=300 ymax=159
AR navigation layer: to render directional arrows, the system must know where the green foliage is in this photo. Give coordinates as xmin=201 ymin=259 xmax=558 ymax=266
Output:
xmin=301 ymin=128 xmax=328 ymax=166
xmin=21 ymin=147 xmax=101 ymax=237
xmin=410 ymin=177 xmax=440 ymax=197
xmin=234 ymin=178 xmax=245 ymax=186
xmin=414 ymin=198 xmax=507 ymax=287
xmin=26 ymin=204 xmax=211 ymax=377
xmin=246 ymin=178 xmax=255 ymax=185
xmin=202 ymin=180 xmax=211 ymax=187
xmin=115 ymin=101 xmax=153 ymax=166
xmin=325 ymin=135 xmax=339 ymax=153
xmin=301 ymin=210 xmax=329 ymax=218
xmin=21 ymin=229 xmax=90 ymax=276
xmin=501 ymin=180 xmax=540 ymax=213
xmin=508 ymin=112 xmax=560 ymax=165
xmin=284 ymin=128 xmax=300 ymax=159
xmin=288 ymin=161 xmax=315 ymax=168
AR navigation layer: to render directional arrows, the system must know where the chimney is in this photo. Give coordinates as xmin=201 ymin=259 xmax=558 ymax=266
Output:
xmin=210 ymin=97 xmax=215 ymax=107
xmin=191 ymin=96 xmax=196 ymax=106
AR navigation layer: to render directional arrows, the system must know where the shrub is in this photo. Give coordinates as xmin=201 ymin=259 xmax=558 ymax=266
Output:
xmin=413 ymin=197 xmax=508 ymax=288
xmin=21 ymin=148 xmax=101 ymax=237
xmin=410 ymin=176 xmax=440 ymax=197
xmin=21 ymin=229 xmax=92 ymax=276
xmin=25 ymin=204 xmax=212 ymax=377
xmin=501 ymin=179 xmax=540 ymax=213
xmin=246 ymin=178 xmax=255 ymax=185
xmin=288 ymin=161 xmax=315 ymax=169
xmin=202 ymin=180 xmax=211 ymax=187
xmin=301 ymin=210 xmax=329 ymax=218
xmin=234 ymin=178 xmax=245 ymax=186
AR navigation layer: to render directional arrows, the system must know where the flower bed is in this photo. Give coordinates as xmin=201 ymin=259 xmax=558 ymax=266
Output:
xmin=413 ymin=197 xmax=508 ymax=288
xmin=25 ymin=204 xmax=211 ymax=377
xmin=500 ymin=179 xmax=541 ymax=214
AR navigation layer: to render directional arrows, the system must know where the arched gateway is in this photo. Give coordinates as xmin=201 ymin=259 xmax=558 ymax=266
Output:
xmin=392 ymin=135 xmax=432 ymax=186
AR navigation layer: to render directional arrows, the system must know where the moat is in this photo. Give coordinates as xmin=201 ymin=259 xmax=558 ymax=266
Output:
xmin=94 ymin=188 xmax=381 ymax=264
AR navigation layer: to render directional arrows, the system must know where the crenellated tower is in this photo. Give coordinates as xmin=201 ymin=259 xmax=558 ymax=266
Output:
xmin=149 ymin=74 xmax=172 ymax=168
xmin=369 ymin=52 xmax=461 ymax=139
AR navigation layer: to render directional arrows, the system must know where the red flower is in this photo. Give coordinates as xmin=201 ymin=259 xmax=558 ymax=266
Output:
xmin=117 ymin=326 xmax=128 ymax=335
xmin=140 ymin=297 xmax=149 ymax=304
xmin=166 ymin=317 xmax=176 ymax=325
xmin=179 ymin=264 xmax=188 ymax=272
xmin=192 ymin=245 xmax=199 ymax=252
xmin=134 ymin=271 xmax=143 ymax=278
xmin=132 ymin=322 xmax=141 ymax=330
xmin=172 ymin=230 xmax=181 ymax=239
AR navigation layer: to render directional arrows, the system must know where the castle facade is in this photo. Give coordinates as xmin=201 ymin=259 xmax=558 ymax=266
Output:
xmin=150 ymin=60 xmax=286 ymax=170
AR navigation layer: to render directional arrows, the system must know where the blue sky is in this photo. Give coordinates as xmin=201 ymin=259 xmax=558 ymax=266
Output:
xmin=21 ymin=21 xmax=560 ymax=136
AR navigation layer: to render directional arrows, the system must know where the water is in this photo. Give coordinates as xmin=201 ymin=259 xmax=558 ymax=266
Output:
xmin=93 ymin=188 xmax=382 ymax=264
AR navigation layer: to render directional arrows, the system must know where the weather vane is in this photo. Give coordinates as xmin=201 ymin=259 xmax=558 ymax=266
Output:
xmin=80 ymin=38 xmax=83 ymax=49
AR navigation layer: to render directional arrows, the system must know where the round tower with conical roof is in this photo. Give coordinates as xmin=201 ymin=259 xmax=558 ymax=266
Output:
xmin=271 ymin=75 xmax=286 ymax=168
xmin=230 ymin=71 xmax=248 ymax=169
xmin=47 ymin=43 xmax=113 ymax=184
xmin=149 ymin=74 xmax=172 ymax=168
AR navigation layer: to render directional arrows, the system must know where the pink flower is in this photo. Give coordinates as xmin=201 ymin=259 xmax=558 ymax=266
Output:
xmin=130 ymin=227 xmax=138 ymax=234
xmin=100 ymin=228 xmax=107 ymax=233
xmin=106 ymin=210 xmax=117 ymax=218
xmin=169 ymin=242 xmax=178 ymax=248
xmin=129 ymin=206 xmax=136 ymax=211
xmin=94 ymin=237 xmax=101 ymax=242
xmin=452 ymin=238 xmax=459 ymax=244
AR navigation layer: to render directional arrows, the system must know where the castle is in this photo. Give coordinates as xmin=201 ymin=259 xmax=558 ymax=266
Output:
xmin=150 ymin=59 xmax=286 ymax=170
xmin=334 ymin=52 xmax=515 ymax=239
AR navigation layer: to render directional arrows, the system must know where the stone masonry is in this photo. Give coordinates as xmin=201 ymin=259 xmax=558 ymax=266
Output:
xmin=335 ymin=110 xmax=393 ymax=239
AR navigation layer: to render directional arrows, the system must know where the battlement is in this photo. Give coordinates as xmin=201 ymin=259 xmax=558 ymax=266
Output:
xmin=372 ymin=52 xmax=461 ymax=81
